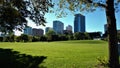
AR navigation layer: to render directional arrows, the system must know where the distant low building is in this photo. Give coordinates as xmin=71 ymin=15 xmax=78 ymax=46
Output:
xmin=24 ymin=26 xmax=32 ymax=36
xmin=66 ymin=25 xmax=72 ymax=32
xmin=32 ymin=28 xmax=44 ymax=36
xmin=24 ymin=26 xmax=44 ymax=36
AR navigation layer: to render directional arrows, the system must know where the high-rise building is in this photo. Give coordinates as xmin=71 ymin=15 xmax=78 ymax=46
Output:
xmin=66 ymin=25 xmax=72 ymax=32
xmin=74 ymin=14 xmax=85 ymax=33
xmin=53 ymin=20 xmax=64 ymax=34
xmin=32 ymin=28 xmax=44 ymax=36
xmin=24 ymin=26 xmax=32 ymax=35
xmin=104 ymin=24 xmax=107 ymax=33
xmin=45 ymin=27 xmax=53 ymax=34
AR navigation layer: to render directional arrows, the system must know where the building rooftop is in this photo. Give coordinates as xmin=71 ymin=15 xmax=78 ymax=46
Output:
xmin=74 ymin=14 xmax=85 ymax=17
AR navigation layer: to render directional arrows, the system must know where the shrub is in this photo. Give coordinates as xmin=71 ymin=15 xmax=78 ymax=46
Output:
xmin=9 ymin=34 xmax=16 ymax=42
xmin=40 ymin=36 xmax=47 ymax=41
xmin=20 ymin=34 xmax=32 ymax=42
xmin=51 ymin=35 xmax=59 ymax=41
xmin=32 ymin=36 xmax=40 ymax=42
xmin=3 ymin=36 xmax=10 ymax=42
xmin=95 ymin=56 xmax=109 ymax=67
xmin=59 ymin=35 xmax=68 ymax=41
xmin=67 ymin=35 xmax=74 ymax=40
xmin=73 ymin=32 xmax=86 ymax=40
xmin=117 ymin=33 xmax=120 ymax=42
xmin=16 ymin=36 xmax=21 ymax=42
xmin=0 ymin=37 xmax=3 ymax=42
xmin=46 ymin=35 xmax=52 ymax=42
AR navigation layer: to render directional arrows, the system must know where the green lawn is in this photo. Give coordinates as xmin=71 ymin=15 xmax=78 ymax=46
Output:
xmin=0 ymin=40 xmax=108 ymax=68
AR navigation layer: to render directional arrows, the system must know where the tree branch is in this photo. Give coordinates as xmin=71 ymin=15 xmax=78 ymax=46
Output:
xmin=87 ymin=0 xmax=106 ymax=8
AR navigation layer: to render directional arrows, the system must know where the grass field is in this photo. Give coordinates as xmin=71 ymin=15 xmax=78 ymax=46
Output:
xmin=0 ymin=40 xmax=108 ymax=68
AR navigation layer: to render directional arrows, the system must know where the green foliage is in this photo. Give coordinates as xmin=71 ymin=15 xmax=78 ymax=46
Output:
xmin=88 ymin=32 xmax=101 ymax=39
xmin=67 ymin=35 xmax=74 ymax=40
xmin=59 ymin=35 xmax=68 ymax=41
xmin=95 ymin=56 xmax=109 ymax=67
xmin=3 ymin=37 xmax=9 ymax=42
xmin=53 ymin=0 xmax=120 ymax=17
xmin=0 ymin=0 xmax=53 ymax=34
xmin=20 ymin=34 xmax=32 ymax=42
xmin=0 ymin=0 xmax=27 ymax=33
xmin=117 ymin=33 xmax=120 ymax=42
xmin=32 ymin=36 xmax=40 ymax=42
xmin=0 ymin=37 xmax=3 ymax=42
xmin=16 ymin=36 xmax=21 ymax=42
xmin=53 ymin=0 xmax=100 ymax=17
xmin=47 ymin=35 xmax=52 ymax=41
xmin=40 ymin=36 xmax=47 ymax=41
xmin=73 ymin=32 xmax=91 ymax=40
xmin=9 ymin=34 xmax=16 ymax=42
xmin=46 ymin=30 xmax=56 ymax=41
xmin=84 ymin=32 xmax=91 ymax=39
xmin=2 ymin=36 xmax=16 ymax=42
xmin=73 ymin=32 xmax=80 ymax=40
xmin=0 ymin=32 xmax=101 ymax=42
xmin=51 ymin=35 xmax=59 ymax=41
xmin=46 ymin=30 xmax=56 ymax=36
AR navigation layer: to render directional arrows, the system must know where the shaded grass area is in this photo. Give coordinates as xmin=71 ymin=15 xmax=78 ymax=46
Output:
xmin=0 ymin=40 xmax=108 ymax=68
xmin=0 ymin=48 xmax=46 ymax=68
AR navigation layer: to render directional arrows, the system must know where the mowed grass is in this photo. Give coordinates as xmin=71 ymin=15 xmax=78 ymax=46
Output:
xmin=0 ymin=40 xmax=108 ymax=68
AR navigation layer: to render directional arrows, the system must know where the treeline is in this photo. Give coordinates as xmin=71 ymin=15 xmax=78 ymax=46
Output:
xmin=118 ymin=33 xmax=120 ymax=42
xmin=102 ymin=31 xmax=120 ymax=42
xmin=0 ymin=32 xmax=102 ymax=42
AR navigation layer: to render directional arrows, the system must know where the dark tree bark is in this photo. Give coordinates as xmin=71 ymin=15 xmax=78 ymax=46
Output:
xmin=106 ymin=0 xmax=119 ymax=68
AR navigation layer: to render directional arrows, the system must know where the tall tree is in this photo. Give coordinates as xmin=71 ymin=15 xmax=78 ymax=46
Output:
xmin=46 ymin=29 xmax=56 ymax=37
xmin=0 ymin=0 xmax=53 ymax=34
xmin=50 ymin=0 xmax=120 ymax=68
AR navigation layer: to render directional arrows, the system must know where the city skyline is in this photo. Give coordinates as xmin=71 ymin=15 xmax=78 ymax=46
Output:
xmin=14 ymin=10 xmax=120 ymax=36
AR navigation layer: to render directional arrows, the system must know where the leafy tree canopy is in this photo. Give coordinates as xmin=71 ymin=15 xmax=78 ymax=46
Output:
xmin=46 ymin=29 xmax=56 ymax=36
xmin=0 ymin=0 xmax=53 ymax=34
xmin=52 ymin=0 xmax=120 ymax=18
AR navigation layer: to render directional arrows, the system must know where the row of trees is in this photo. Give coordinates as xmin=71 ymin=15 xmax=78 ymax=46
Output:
xmin=118 ymin=33 xmax=120 ymax=42
xmin=0 ymin=32 xmax=102 ymax=42
xmin=102 ymin=31 xmax=120 ymax=42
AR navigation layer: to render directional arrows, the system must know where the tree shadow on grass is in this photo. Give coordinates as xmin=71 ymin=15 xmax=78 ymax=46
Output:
xmin=0 ymin=48 xmax=47 ymax=68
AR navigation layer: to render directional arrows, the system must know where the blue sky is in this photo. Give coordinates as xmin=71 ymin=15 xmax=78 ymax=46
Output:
xmin=15 ymin=9 xmax=120 ymax=35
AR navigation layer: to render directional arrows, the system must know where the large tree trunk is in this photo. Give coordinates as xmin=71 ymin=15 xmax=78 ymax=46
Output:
xmin=106 ymin=0 xmax=119 ymax=68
